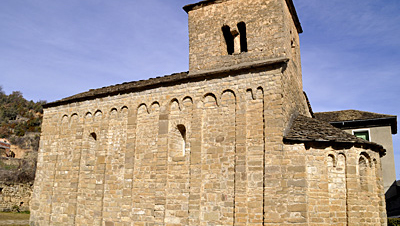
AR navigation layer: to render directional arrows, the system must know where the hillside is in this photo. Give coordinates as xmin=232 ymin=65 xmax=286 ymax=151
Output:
xmin=0 ymin=87 xmax=45 ymax=150
xmin=0 ymin=87 xmax=45 ymax=183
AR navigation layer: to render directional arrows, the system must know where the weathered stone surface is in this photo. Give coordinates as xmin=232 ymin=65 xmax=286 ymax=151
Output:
xmin=29 ymin=0 xmax=387 ymax=225
xmin=0 ymin=182 xmax=32 ymax=212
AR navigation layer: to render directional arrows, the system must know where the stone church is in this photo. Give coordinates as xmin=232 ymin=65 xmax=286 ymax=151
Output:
xmin=30 ymin=0 xmax=388 ymax=225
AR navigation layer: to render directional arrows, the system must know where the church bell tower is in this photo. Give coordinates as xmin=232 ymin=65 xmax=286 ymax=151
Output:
xmin=184 ymin=0 xmax=303 ymax=76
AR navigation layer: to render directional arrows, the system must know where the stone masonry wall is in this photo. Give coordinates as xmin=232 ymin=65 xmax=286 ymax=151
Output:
xmin=0 ymin=182 xmax=33 ymax=212
xmin=280 ymin=0 xmax=310 ymax=129
xmin=0 ymin=157 xmax=35 ymax=213
xmin=187 ymin=0 xmax=291 ymax=72
xmin=283 ymin=143 xmax=386 ymax=225
xmin=30 ymin=65 xmax=387 ymax=225
xmin=30 ymin=0 xmax=387 ymax=225
xmin=31 ymin=66 xmax=292 ymax=225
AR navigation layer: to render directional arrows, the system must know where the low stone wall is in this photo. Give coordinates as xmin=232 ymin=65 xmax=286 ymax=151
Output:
xmin=0 ymin=157 xmax=36 ymax=212
xmin=0 ymin=182 xmax=33 ymax=212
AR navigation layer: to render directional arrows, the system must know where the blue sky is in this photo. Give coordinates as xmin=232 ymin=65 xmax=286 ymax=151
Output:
xmin=0 ymin=0 xmax=399 ymax=178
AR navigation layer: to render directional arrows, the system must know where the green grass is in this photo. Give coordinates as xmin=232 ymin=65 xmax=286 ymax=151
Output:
xmin=0 ymin=212 xmax=29 ymax=226
xmin=0 ymin=161 xmax=19 ymax=170
xmin=1 ymin=165 xmax=17 ymax=170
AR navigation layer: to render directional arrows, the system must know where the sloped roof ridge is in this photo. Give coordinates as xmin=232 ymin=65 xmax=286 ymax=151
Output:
xmin=284 ymin=114 xmax=385 ymax=155
xmin=44 ymin=56 xmax=289 ymax=108
xmin=314 ymin=109 xmax=396 ymax=122
xmin=44 ymin=71 xmax=189 ymax=108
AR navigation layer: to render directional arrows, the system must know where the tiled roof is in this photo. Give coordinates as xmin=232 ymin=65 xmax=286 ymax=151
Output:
xmin=44 ymin=57 xmax=289 ymax=108
xmin=284 ymin=114 xmax=385 ymax=155
xmin=44 ymin=72 xmax=188 ymax=108
xmin=314 ymin=110 xmax=395 ymax=123
xmin=314 ymin=109 xmax=397 ymax=134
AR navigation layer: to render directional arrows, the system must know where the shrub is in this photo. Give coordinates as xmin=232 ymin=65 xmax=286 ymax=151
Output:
xmin=388 ymin=218 xmax=400 ymax=226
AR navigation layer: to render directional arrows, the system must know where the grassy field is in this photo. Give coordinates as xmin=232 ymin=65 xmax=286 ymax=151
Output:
xmin=0 ymin=212 xmax=29 ymax=226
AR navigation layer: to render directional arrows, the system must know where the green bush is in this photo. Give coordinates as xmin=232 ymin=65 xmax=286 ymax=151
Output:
xmin=388 ymin=218 xmax=400 ymax=226
xmin=0 ymin=87 xmax=45 ymax=139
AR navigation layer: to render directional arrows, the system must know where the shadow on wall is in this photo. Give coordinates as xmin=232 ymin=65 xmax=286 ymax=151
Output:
xmin=386 ymin=180 xmax=400 ymax=217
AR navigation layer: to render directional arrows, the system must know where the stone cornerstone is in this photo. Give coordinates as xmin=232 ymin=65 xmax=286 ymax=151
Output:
xmin=30 ymin=0 xmax=387 ymax=225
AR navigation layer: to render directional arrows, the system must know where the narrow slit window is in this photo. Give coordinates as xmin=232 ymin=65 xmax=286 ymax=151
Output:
xmin=90 ymin=132 xmax=97 ymax=141
xmin=237 ymin=22 xmax=247 ymax=52
xmin=222 ymin=25 xmax=234 ymax=55
xmin=359 ymin=156 xmax=369 ymax=191
xmin=177 ymin=124 xmax=186 ymax=155
xmin=222 ymin=22 xmax=247 ymax=55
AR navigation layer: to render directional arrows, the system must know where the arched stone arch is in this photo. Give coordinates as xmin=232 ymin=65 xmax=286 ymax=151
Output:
xmin=60 ymin=115 xmax=69 ymax=136
xmin=203 ymin=93 xmax=218 ymax=108
xmin=70 ymin=113 xmax=79 ymax=125
xmin=169 ymin=123 xmax=187 ymax=158
xmin=71 ymin=113 xmax=78 ymax=119
xmin=121 ymin=106 xmax=129 ymax=117
xmin=221 ymin=90 xmax=236 ymax=106
xmin=137 ymin=104 xmax=149 ymax=115
xmin=327 ymin=154 xmax=336 ymax=168
xmin=132 ymin=100 xmax=160 ymax=221
xmin=177 ymin=124 xmax=187 ymax=155
xmin=359 ymin=154 xmax=370 ymax=191
xmin=85 ymin=112 xmax=92 ymax=119
xmin=337 ymin=153 xmax=346 ymax=170
xmin=61 ymin=114 xmax=69 ymax=124
xmin=200 ymin=88 xmax=236 ymax=224
xmin=182 ymin=96 xmax=193 ymax=104
xmin=150 ymin=102 xmax=160 ymax=114
xmin=94 ymin=110 xmax=102 ymax=117
xmin=110 ymin=108 xmax=118 ymax=118
xmin=170 ymin=99 xmax=181 ymax=112
xmin=256 ymin=87 xmax=264 ymax=100
xmin=221 ymin=89 xmax=236 ymax=98
xmin=328 ymin=152 xmax=347 ymax=225
xmin=246 ymin=88 xmax=255 ymax=101
xmin=94 ymin=110 xmax=103 ymax=122
xmin=182 ymin=96 xmax=193 ymax=112
xmin=360 ymin=151 xmax=372 ymax=167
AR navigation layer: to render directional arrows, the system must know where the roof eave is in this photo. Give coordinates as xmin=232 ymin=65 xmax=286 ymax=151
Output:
xmin=330 ymin=117 xmax=397 ymax=135
xmin=283 ymin=138 xmax=386 ymax=157
xmin=44 ymin=57 xmax=289 ymax=109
